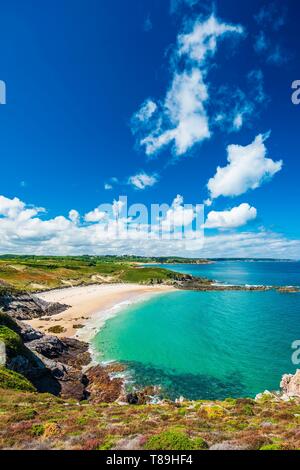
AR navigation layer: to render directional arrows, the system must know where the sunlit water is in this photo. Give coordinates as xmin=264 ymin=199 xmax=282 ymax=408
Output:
xmin=93 ymin=261 xmax=300 ymax=399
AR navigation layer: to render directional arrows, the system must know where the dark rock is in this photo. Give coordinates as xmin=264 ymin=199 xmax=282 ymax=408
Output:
xmin=59 ymin=368 xmax=87 ymax=401
xmin=27 ymin=335 xmax=68 ymax=359
xmin=15 ymin=320 xmax=44 ymax=342
xmin=126 ymin=393 xmax=139 ymax=405
xmin=0 ymin=292 xmax=69 ymax=321
xmin=125 ymin=386 xmax=159 ymax=405
xmin=58 ymin=337 xmax=91 ymax=368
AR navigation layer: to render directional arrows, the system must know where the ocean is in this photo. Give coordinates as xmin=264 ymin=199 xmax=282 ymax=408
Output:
xmin=93 ymin=261 xmax=300 ymax=400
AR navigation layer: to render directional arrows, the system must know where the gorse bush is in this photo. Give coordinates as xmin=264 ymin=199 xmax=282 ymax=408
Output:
xmin=144 ymin=430 xmax=208 ymax=450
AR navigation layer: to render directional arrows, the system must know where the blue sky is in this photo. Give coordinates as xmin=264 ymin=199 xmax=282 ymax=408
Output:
xmin=0 ymin=0 xmax=299 ymax=258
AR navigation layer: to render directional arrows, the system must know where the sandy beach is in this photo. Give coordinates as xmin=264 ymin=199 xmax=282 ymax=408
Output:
xmin=27 ymin=283 xmax=174 ymax=340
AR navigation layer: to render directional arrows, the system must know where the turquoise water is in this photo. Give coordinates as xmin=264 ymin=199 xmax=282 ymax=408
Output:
xmin=156 ymin=261 xmax=300 ymax=287
xmin=93 ymin=262 xmax=300 ymax=400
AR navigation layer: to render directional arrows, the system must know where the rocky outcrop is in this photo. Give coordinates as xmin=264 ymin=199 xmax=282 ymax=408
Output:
xmin=0 ymin=291 xmax=69 ymax=320
xmin=280 ymin=370 xmax=300 ymax=398
xmin=27 ymin=335 xmax=68 ymax=359
xmin=1 ymin=306 xmax=127 ymax=402
xmin=85 ymin=365 xmax=123 ymax=403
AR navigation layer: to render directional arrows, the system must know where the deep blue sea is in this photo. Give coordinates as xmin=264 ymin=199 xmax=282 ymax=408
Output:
xmin=93 ymin=261 xmax=300 ymax=400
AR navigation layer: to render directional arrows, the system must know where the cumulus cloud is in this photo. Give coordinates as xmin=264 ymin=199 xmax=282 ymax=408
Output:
xmin=204 ymin=203 xmax=257 ymax=229
xmin=161 ymin=194 xmax=196 ymax=229
xmin=128 ymin=172 xmax=158 ymax=190
xmin=84 ymin=208 xmax=107 ymax=223
xmin=0 ymin=195 xmax=25 ymax=219
xmin=140 ymin=69 xmax=210 ymax=155
xmin=201 ymin=230 xmax=300 ymax=259
xmin=132 ymin=14 xmax=243 ymax=157
xmin=69 ymin=210 xmax=80 ymax=224
xmin=0 ymin=194 xmax=298 ymax=259
xmin=207 ymin=133 xmax=282 ymax=200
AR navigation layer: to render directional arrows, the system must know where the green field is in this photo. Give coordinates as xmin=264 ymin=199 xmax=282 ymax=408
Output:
xmin=0 ymin=255 xmax=194 ymax=292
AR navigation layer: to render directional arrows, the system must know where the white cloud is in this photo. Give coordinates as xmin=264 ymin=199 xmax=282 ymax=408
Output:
xmin=0 ymin=195 xmax=25 ymax=219
xmin=161 ymin=194 xmax=196 ymax=229
xmin=200 ymin=231 xmax=300 ymax=259
xmin=204 ymin=203 xmax=257 ymax=229
xmin=177 ymin=14 xmax=243 ymax=63
xmin=133 ymin=14 xmax=243 ymax=157
xmin=104 ymin=183 xmax=113 ymax=190
xmin=128 ymin=172 xmax=158 ymax=190
xmin=69 ymin=210 xmax=80 ymax=224
xmin=140 ymin=69 xmax=210 ymax=155
xmin=0 ymin=194 xmax=298 ymax=259
xmin=207 ymin=133 xmax=282 ymax=199
xmin=133 ymin=99 xmax=157 ymax=123
xmin=112 ymin=199 xmax=125 ymax=218
xmin=84 ymin=208 xmax=106 ymax=223
xmin=232 ymin=113 xmax=243 ymax=131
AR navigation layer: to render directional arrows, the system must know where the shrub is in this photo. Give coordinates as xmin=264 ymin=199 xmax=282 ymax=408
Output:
xmin=43 ymin=422 xmax=60 ymax=439
xmin=97 ymin=435 xmax=116 ymax=450
xmin=31 ymin=424 xmax=45 ymax=437
xmin=0 ymin=326 xmax=24 ymax=357
xmin=243 ymin=404 xmax=254 ymax=416
xmin=0 ymin=367 xmax=36 ymax=392
xmin=260 ymin=443 xmax=283 ymax=450
xmin=204 ymin=405 xmax=225 ymax=419
xmin=224 ymin=398 xmax=237 ymax=406
xmin=47 ymin=325 xmax=66 ymax=334
xmin=144 ymin=430 xmax=208 ymax=450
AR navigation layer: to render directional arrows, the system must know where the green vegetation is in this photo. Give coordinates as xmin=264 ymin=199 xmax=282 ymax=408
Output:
xmin=0 ymin=255 xmax=194 ymax=292
xmin=0 ymin=326 xmax=25 ymax=357
xmin=0 ymin=388 xmax=299 ymax=450
xmin=0 ymin=367 xmax=36 ymax=392
xmin=0 ymin=311 xmax=20 ymax=333
xmin=47 ymin=325 xmax=66 ymax=334
xmin=260 ymin=443 xmax=283 ymax=450
xmin=144 ymin=430 xmax=208 ymax=450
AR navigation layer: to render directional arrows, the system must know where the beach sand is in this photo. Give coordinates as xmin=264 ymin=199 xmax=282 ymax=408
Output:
xmin=27 ymin=283 xmax=174 ymax=340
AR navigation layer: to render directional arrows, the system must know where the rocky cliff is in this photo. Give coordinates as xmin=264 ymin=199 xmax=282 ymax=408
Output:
xmin=0 ymin=288 xmax=69 ymax=320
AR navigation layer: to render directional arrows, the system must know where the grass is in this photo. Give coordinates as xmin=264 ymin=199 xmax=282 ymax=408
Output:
xmin=0 ymin=367 xmax=36 ymax=392
xmin=0 ymin=326 xmax=25 ymax=357
xmin=0 ymin=256 xmax=192 ymax=292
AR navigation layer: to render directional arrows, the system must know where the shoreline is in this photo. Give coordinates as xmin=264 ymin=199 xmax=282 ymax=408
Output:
xmin=27 ymin=283 xmax=175 ymax=341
